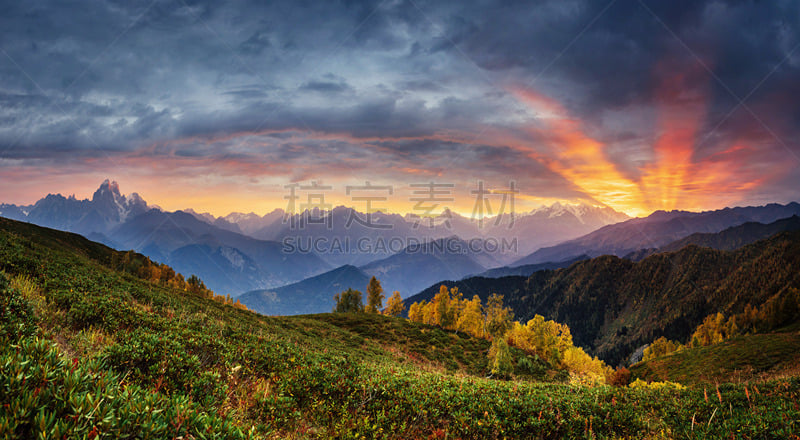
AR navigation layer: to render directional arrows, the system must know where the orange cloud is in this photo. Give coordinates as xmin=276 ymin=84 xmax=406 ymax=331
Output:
xmin=512 ymin=88 xmax=646 ymax=214
xmin=639 ymin=60 xmax=708 ymax=212
xmin=510 ymin=56 xmax=789 ymax=217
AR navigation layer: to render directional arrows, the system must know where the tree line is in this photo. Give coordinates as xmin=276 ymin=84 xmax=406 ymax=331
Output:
xmin=333 ymin=278 xmax=612 ymax=382
xmin=111 ymin=250 xmax=248 ymax=310
xmin=332 ymin=276 xmax=404 ymax=316
xmin=642 ymin=287 xmax=800 ymax=362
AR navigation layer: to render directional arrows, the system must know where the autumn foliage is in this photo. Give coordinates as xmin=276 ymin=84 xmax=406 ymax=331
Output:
xmin=383 ymin=291 xmax=405 ymax=316
xmin=641 ymin=287 xmax=800 ymax=362
xmin=408 ymin=285 xmax=610 ymax=382
xmin=113 ymin=250 xmax=246 ymax=310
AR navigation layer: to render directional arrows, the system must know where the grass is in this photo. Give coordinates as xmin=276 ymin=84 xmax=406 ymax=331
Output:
xmin=1 ymin=217 xmax=800 ymax=438
xmin=631 ymin=331 xmax=800 ymax=385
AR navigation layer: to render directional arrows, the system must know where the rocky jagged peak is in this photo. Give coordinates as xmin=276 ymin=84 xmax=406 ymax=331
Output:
xmin=92 ymin=179 xmax=122 ymax=203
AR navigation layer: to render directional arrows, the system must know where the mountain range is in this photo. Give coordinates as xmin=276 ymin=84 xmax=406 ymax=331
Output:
xmin=238 ymin=264 xmax=372 ymax=315
xmin=0 ymin=181 xmax=328 ymax=293
xmin=238 ymin=236 xmax=497 ymax=314
xmin=174 ymin=202 xmax=630 ymax=267
xmin=0 ymin=180 xmax=632 ymax=295
xmin=512 ymin=203 xmax=800 ymax=265
xmin=3 ymin=180 xmax=799 ymax=313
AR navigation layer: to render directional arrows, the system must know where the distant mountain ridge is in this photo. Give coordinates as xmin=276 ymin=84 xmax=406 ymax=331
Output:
xmin=1 ymin=180 xmax=630 ymax=271
xmin=5 ymin=180 xmax=795 ymax=312
xmin=474 ymin=255 xmax=590 ymax=278
xmin=0 ymin=179 xmax=149 ymax=236
xmin=238 ymin=264 xmax=372 ymax=315
xmin=624 ymin=215 xmax=800 ymax=260
xmin=0 ymin=181 xmax=329 ymax=294
xmin=187 ymin=202 xmax=630 ymax=266
xmin=225 ymin=209 xmax=285 ymax=236
xmin=513 ymin=202 xmax=800 ymax=265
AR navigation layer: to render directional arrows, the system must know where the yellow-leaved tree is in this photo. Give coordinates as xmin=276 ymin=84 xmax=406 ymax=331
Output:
xmin=506 ymin=315 xmax=572 ymax=365
xmin=484 ymin=294 xmax=512 ymax=338
xmin=642 ymin=336 xmax=682 ymax=361
xmin=408 ymin=300 xmax=425 ymax=323
xmin=432 ymin=285 xmax=452 ymax=327
xmin=691 ymin=312 xmax=727 ymax=347
xmin=456 ymin=295 xmax=484 ymax=338
xmin=488 ymin=337 xmax=513 ymax=378
xmin=383 ymin=291 xmax=405 ymax=316
xmin=562 ymin=346 xmax=610 ymax=385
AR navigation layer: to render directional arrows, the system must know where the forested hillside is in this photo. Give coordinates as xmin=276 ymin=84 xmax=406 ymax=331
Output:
xmin=409 ymin=231 xmax=800 ymax=365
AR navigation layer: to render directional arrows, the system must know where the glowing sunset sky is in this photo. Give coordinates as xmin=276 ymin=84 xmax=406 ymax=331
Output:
xmin=1 ymin=0 xmax=798 ymax=217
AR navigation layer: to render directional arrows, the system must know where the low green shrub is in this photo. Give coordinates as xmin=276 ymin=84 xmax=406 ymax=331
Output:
xmin=0 ymin=272 xmax=36 ymax=342
xmin=0 ymin=336 xmax=249 ymax=439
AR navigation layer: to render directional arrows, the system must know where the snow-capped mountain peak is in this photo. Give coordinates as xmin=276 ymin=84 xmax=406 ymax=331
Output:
xmin=90 ymin=179 xmax=149 ymax=223
xmin=524 ymin=202 xmax=629 ymax=225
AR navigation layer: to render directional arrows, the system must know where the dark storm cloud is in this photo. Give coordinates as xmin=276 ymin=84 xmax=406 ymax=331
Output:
xmin=299 ymin=74 xmax=353 ymax=93
xmin=0 ymin=0 xmax=798 ymax=207
xmin=446 ymin=1 xmax=798 ymax=109
xmin=238 ymin=31 xmax=272 ymax=55
xmin=365 ymin=138 xmax=567 ymax=186
xmin=221 ymin=87 xmax=274 ymax=99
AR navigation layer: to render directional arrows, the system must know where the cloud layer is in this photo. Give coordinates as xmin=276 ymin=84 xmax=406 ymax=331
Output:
xmin=1 ymin=0 xmax=798 ymax=215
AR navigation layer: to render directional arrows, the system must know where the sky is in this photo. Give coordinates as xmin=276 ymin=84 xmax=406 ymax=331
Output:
xmin=1 ymin=0 xmax=799 ymax=217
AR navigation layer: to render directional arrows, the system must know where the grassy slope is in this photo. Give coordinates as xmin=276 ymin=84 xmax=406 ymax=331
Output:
xmin=631 ymin=329 xmax=800 ymax=386
xmin=2 ymin=217 xmax=800 ymax=439
xmin=0 ymin=218 xmax=499 ymax=375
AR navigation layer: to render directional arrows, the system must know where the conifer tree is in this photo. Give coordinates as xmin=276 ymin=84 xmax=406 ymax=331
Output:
xmin=365 ymin=276 xmax=385 ymax=313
